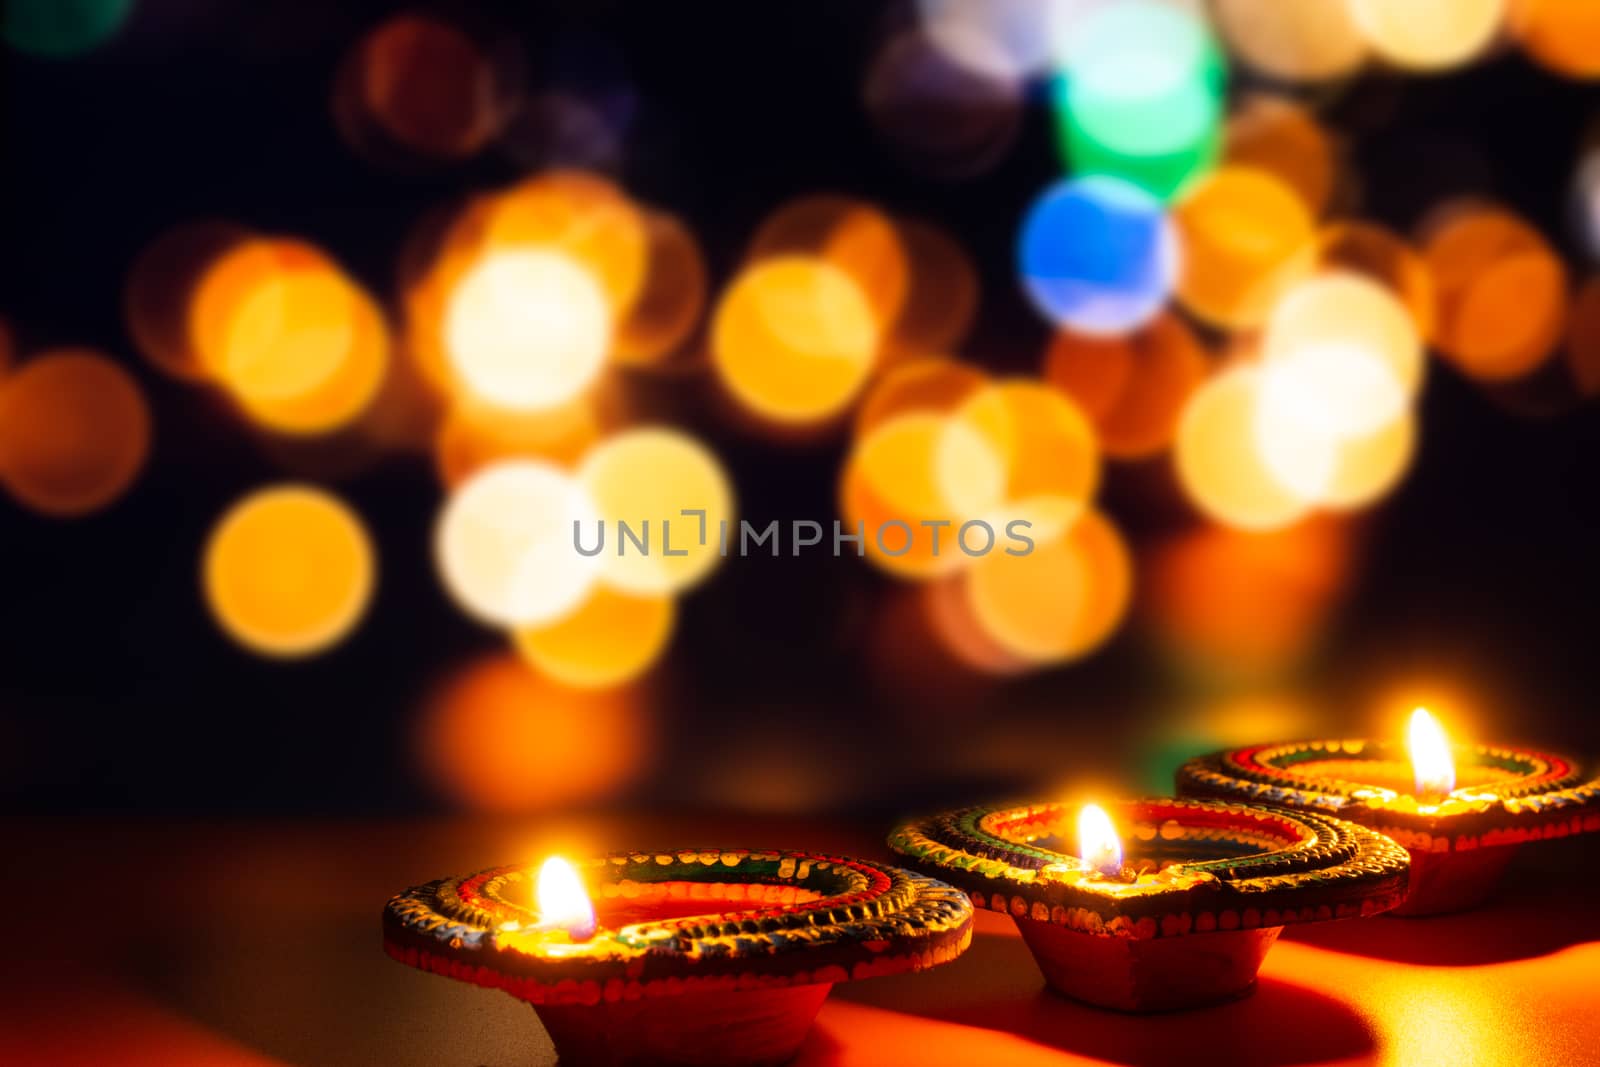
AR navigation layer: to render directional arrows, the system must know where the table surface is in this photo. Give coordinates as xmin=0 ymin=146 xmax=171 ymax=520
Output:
xmin=4 ymin=814 xmax=1598 ymax=1067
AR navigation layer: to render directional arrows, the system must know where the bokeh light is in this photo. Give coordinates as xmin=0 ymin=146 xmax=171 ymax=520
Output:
xmin=963 ymin=509 xmax=1133 ymax=664
xmin=1512 ymin=0 xmax=1600 ymax=79
xmin=1212 ymin=0 xmax=1368 ymax=83
xmin=1300 ymin=222 xmax=1437 ymax=339
xmin=916 ymin=0 xmax=1063 ymax=82
xmin=578 ymin=428 xmax=734 ymax=597
xmin=1566 ymin=275 xmax=1600 ymax=396
xmin=944 ymin=380 xmax=1100 ymax=540
xmin=855 ymin=359 xmax=988 ymax=439
xmin=1053 ymin=0 xmax=1225 ymax=199
xmin=1349 ymin=0 xmax=1506 ymax=71
xmin=1421 ymin=202 xmax=1569 ymax=382
xmin=1224 ymin=95 xmax=1338 ymax=218
xmin=202 ymin=485 xmax=375 ymax=658
xmin=1018 ymin=175 xmax=1177 ymax=335
xmin=443 ymin=249 xmax=610 ymax=411
xmin=711 ymin=256 xmax=880 ymax=425
xmin=434 ymin=397 xmax=603 ymax=487
xmin=0 ymin=349 xmax=150 ymax=517
xmin=748 ymin=196 xmax=908 ymax=328
xmin=1322 ymin=409 xmax=1417 ymax=510
xmin=417 ymin=653 xmax=647 ymax=813
xmin=125 ymin=220 xmax=252 ymax=382
xmin=2 ymin=0 xmax=131 ymax=57
xmin=513 ymin=585 xmax=674 ymax=690
xmin=887 ymin=219 xmax=980 ymax=359
xmin=1176 ymin=366 xmax=1312 ymax=531
xmin=612 ymin=211 xmax=707 ymax=370
xmin=1043 ymin=310 xmax=1209 ymax=460
xmin=864 ymin=28 xmax=1023 ymax=181
xmin=1174 ymin=165 xmax=1315 ymax=328
xmin=435 ymin=459 xmax=601 ymax=627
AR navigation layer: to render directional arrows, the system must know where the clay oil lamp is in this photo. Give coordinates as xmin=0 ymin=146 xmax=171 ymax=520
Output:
xmin=1178 ymin=708 xmax=1600 ymax=916
xmin=382 ymin=848 xmax=973 ymax=1066
xmin=889 ymin=797 xmax=1409 ymax=1012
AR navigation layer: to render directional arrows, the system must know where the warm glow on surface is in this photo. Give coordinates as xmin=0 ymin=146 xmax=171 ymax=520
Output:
xmin=1175 ymin=165 xmax=1316 ymax=329
xmin=514 ymin=586 xmax=674 ymax=689
xmin=1350 ymin=0 xmax=1505 ymax=71
xmin=1408 ymin=707 xmax=1457 ymax=801
xmin=536 ymin=857 xmax=597 ymax=940
xmin=578 ymin=428 xmax=734 ymax=596
xmin=203 ymin=485 xmax=375 ymax=658
xmin=435 ymin=459 xmax=601 ymax=626
xmin=1078 ymin=803 xmax=1123 ymax=877
xmin=0 ymin=350 xmax=151 ymax=518
xmin=444 ymin=249 xmax=611 ymax=412
xmin=711 ymin=256 xmax=880 ymax=424
xmin=1176 ymin=367 xmax=1311 ymax=531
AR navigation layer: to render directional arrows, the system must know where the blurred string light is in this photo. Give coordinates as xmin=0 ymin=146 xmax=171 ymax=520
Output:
xmin=1 ymin=0 xmax=131 ymax=57
xmin=1223 ymin=95 xmax=1339 ymax=219
xmin=1017 ymin=175 xmax=1177 ymax=335
xmin=863 ymin=27 xmax=1024 ymax=181
xmin=0 ymin=349 xmax=150 ymax=517
xmin=1421 ymin=200 xmax=1570 ymax=382
xmin=1211 ymin=0 xmax=1368 ymax=84
xmin=513 ymin=586 xmax=674 ymax=690
xmin=417 ymin=653 xmax=648 ymax=813
xmin=1348 ymin=0 xmax=1505 ymax=72
xmin=202 ymin=485 xmax=375 ymax=658
xmin=1512 ymin=0 xmax=1600 ymax=79
xmin=1043 ymin=310 xmax=1209 ymax=460
xmin=1173 ymin=164 xmax=1316 ymax=329
xmin=1052 ymin=0 xmax=1225 ymax=199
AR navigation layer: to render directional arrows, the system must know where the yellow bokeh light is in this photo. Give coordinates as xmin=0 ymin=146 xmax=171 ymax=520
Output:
xmin=748 ymin=195 xmax=908 ymax=330
xmin=435 ymin=459 xmax=601 ymax=626
xmin=711 ymin=256 xmax=880 ymax=424
xmin=964 ymin=509 xmax=1132 ymax=664
xmin=1225 ymin=95 xmax=1337 ymax=218
xmin=1301 ymin=222 xmax=1437 ymax=339
xmin=202 ymin=485 xmax=375 ymax=657
xmin=434 ymin=397 xmax=602 ymax=487
xmin=1212 ymin=0 xmax=1368 ymax=82
xmin=945 ymin=381 xmax=1099 ymax=541
xmin=1350 ymin=0 xmax=1505 ymax=71
xmin=854 ymin=358 xmax=988 ymax=439
xmin=0 ymin=349 xmax=151 ymax=518
xmin=125 ymin=220 xmax=251 ymax=382
xmin=444 ymin=249 xmax=611 ymax=412
xmin=1512 ymin=0 xmax=1600 ymax=78
xmin=514 ymin=585 xmax=675 ymax=690
xmin=1323 ymin=408 xmax=1416 ymax=511
xmin=578 ymin=428 xmax=735 ymax=596
xmin=1174 ymin=165 xmax=1316 ymax=329
xmin=1176 ymin=367 xmax=1312 ymax=531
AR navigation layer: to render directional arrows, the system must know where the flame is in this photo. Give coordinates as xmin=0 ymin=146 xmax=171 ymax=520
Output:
xmin=1078 ymin=803 xmax=1123 ymax=877
xmin=536 ymin=856 xmax=597 ymax=940
xmin=1407 ymin=707 xmax=1456 ymax=801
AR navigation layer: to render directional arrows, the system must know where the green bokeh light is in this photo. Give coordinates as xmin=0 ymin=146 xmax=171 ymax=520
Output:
xmin=3 ymin=0 xmax=133 ymax=58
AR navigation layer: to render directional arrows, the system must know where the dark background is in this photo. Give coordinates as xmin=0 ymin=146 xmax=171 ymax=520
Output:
xmin=3 ymin=0 xmax=1597 ymax=817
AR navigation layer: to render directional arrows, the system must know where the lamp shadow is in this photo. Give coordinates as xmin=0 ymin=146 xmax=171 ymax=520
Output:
xmin=831 ymin=927 xmax=1376 ymax=1067
xmin=1284 ymin=841 xmax=1600 ymax=966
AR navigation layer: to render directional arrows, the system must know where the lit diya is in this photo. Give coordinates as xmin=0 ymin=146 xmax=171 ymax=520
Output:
xmin=1178 ymin=708 xmax=1600 ymax=916
xmin=889 ymin=798 xmax=1408 ymax=1012
xmin=382 ymin=848 xmax=972 ymax=1066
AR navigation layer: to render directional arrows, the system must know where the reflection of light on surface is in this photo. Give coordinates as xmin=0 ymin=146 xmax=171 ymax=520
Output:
xmin=203 ymin=485 xmax=375 ymax=658
xmin=418 ymin=653 xmax=646 ymax=813
xmin=444 ymin=250 xmax=610 ymax=412
xmin=1175 ymin=165 xmax=1315 ymax=329
xmin=514 ymin=586 xmax=674 ymax=690
xmin=965 ymin=510 xmax=1132 ymax=664
xmin=1350 ymin=0 xmax=1505 ymax=71
xmin=578 ymin=428 xmax=734 ymax=596
xmin=1176 ymin=368 xmax=1311 ymax=531
xmin=711 ymin=256 xmax=880 ymax=425
xmin=435 ymin=460 xmax=600 ymax=626
xmin=1078 ymin=803 xmax=1123 ymax=877
xmin=536 ymin=857 xmax=597 ymax=940
xmin=1043 ymin=311 xmax=1208 ymax=460
xmin=0 ymin=350 xmax=151 ymax=518
xmin=1513 ymin=0 xmax=1600 ymax=79
xmin=1212 ymin=0 xmax=1367 ymax=83
xmin=1224 ymin=95 xmax=1337 ymax=217
xmin=1408 ymin=707 xmax=1457 ymax=800
xmin=1018 ymin=176 xmax=1177 ymax=335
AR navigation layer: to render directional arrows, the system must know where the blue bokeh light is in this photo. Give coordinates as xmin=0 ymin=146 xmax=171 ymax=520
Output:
xmin=1017 ymin=175 xmax=1177 ymax=335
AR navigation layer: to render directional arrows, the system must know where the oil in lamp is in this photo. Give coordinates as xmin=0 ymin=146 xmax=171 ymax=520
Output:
xmin=383 ymin=848 xmax=973 ymax=1066
xmin=1178 ymin=708 xmax=1600 ymax=915
xmin=890 ymin=797 xmax=1410 ymax=1012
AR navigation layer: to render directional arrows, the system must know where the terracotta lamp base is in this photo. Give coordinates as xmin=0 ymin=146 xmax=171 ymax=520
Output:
xmin=1014 ymin=918 xmax=1280 ymax=1012
xmin=1387 ymin=845 xmax=1516 ymax=917
xmin=534 ymin=984 xmax=830 ymax=1067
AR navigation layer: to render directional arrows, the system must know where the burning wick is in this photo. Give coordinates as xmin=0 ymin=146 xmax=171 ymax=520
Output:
xmin=536 ymin=856 xmax=598 ymax=941
xmin=1407 ymin=707 xmax=1456 ymax=803
xmin=1078 ymin=803 xmax=1123 ymax=878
